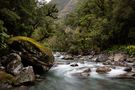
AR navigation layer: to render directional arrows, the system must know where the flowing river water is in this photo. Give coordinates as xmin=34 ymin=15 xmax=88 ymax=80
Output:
xmin=3 ymin=55 xmax=135 ymax=90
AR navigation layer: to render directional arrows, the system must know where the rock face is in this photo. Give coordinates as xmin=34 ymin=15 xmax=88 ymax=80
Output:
xmin=96 ymin=66 xmax=111 ymax=73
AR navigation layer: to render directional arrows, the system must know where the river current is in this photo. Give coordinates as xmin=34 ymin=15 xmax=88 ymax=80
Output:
xmin=4 ymin=55 xmax=135 ymax=90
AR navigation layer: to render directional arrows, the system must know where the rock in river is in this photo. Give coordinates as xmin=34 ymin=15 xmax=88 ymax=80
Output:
xmin=15 ymin=66 xmax=35 ymax=85
xmin=96 ymin=66 xmax=111 ymax=73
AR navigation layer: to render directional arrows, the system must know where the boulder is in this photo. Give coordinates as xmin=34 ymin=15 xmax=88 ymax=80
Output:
xmin=96 ymin=54 xmax=108 ymax=62
xmin=71 ymin=67 xmax=91 ymax=78
xmin=70 ymin=63 xmax=78 ymax=67
xmin=117 ymin=72 xmax=135 ymax=79
xmin=91 ymin=54 xmax=108 ymax=62
xmin=103 ymin=60 xmax=112 ymax=65
xmin=114 ymin=53 xmax=127 ymax=62
xmin=113 ymin=61 xmax=128 ymax=67
xmin=8 ymin=36 xmax=54 ymax=74
xmin=124 ymin=67 xmax=132 ymax=72
xmin=15 ymin=66 xmax=35 ymax=85
xmin=96 ymin=66 xmax=111 ymax=73
xmin=6 ymin=53 xmax=23 ymax=75
xmin=126 ymin=58 xmax=135 ymax=63
xmin=63 ymin=55 xmax=74 ymax=60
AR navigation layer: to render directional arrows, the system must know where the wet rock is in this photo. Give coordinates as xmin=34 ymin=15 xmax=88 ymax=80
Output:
xmin=114 ymin=53 xmax=127 ymax=62
xmin=70 ymin=63 xmax=78 ymax=67
xmin=63 ymin=55 xmax=74 ymax=60
xmin=96 ymin=66 xmax=111 ymax=73
xmin=108 ymin=55 xmax=114 ymax=61
xmin=103 ymin=60 xmax=112 ymax=65
xmin=6 ymin=53 xmax=23 ymax=75
xmin=54 ymin=52 xmax=61 ymax=57
xmin=82 ymin=68 xmax=91 ymax=73
xmin=71 ymin=72 xmax=90 ymax=78
xmin=16 ymin=66 xmax=35 ymax=85
xmin=113 ymin=61 xmax=128 ymax=67
xmin=71 ymin=67 xmax=91 ymax=78
xmin=96 ymin=54 xmax=108 ymax=62
xmin=124 ymin=67 xmax=132 ymax=72
xmin=117 ymin=72 xmax=135 ymax=79
xmin=126 ymin=58 xmax=135 ymax=63
xmin=133 ymin=62 xmax=135 ymax=67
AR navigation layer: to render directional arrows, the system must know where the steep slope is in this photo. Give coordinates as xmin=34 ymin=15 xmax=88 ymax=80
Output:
xmin=50 ymin=0 xmax=79 ymax=18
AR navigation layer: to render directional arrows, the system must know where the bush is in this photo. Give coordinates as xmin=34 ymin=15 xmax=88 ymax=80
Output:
xmin=126 ymin=45 xmax=135 ymax=56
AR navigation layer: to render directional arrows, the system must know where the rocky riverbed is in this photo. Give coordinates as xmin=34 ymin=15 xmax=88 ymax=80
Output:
xmin=1 ymin=52 xmax=135 ymax=90
xmin=54 ymin=52 xmax=135 ymax=79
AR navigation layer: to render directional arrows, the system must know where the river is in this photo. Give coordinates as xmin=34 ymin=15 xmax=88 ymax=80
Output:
xmin=3 ymin=56 xmax=135 ymax=90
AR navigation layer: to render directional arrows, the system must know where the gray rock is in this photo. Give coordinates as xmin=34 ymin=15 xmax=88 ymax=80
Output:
xmin=71 ymin=67 xmax=91 ymax=78
xmin=114 ymin=53 xmax=127 ymax=62
xmin=96 ymin=54 xmax=108 ymax=62
xmin=126 ymin=58 xmax=135 ymax=63
xmin=16 ymin=66 xmax=35 ymax=85
xmin=63 ymin=55 xmax=74 ymax=60
xmin=6 ymin=53 xmax=23 ymax=75
xmin=117 ymin=72 xmax=135 ymax=79
xmin=103 ymin=60 xmax=112 ymax=65
xmin=96 ymin=66 xmax=111 ymax=73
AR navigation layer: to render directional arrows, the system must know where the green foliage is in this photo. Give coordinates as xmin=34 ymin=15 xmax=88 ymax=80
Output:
xmin=51 ymin=0 xmax=135 ymax=54
xmin=126 ymin=45 xmax=135 ymax=56
xmin=106 ymin=45 xmax=135 ymax=56
xmin=0 ymin=0 xmax=58 ymax=55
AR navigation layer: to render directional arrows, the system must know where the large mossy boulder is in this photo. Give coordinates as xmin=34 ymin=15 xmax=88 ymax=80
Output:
xmin=8 ymin=36 xmax=54 ymax=74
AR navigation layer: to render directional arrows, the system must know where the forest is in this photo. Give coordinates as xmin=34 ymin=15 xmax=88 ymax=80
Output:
xmin=0 ymin=0 xmax=135 ymax=56
xmin=0 ymin=0 xmax=135 ymax=89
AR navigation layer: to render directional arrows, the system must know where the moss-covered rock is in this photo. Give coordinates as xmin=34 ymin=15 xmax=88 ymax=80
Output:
xmin=8 ymin=36 xmax=54 ymax=73
xmin=0 ymin=71 xmax=15 ymax=84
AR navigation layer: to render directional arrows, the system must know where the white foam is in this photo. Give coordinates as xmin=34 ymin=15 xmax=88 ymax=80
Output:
xmin=107 ymin=67 xmax=126 ymax=77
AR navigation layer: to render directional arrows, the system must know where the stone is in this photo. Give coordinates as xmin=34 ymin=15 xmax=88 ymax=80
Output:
xmin=70 ymin=63 xmax=78 ymax=67
xmin=54 ymin=52 xmax=61 ymax=57
xmin=114 ymin=53 xmax=127 ymax=62
xmin=126 ymin=58 xmax=135 ymax=63
xmin=96 ymin=54 xmax=108 ymax=62
xmin=82 ymin=68 xmax=91 ymax=73
xmin=96 ymin=66 xmax=111 ymax=73
xmin=113 ymin=61 xmax=128 ymax=67
xmin=117 ymin=72 xmax=135 ymax=79
xmin=103 ymin=60 xmax=112 ymax=65
xmin=63 ymin=55 xmax=74 ymax=60
xmin=71 ymin=68 xmax=90 ymax=78
xmin=6 ymin=53 xmax=23 ymax=75
xmin=16 ymin=66 xmax=35 ymax=85
xmin=124 ymin=67 xmax=132 ymax=72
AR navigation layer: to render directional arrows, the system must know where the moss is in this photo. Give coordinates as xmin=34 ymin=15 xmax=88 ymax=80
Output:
xmin=8 ymin=36 xmax=53 ymax=56
xmin=0 ymin=71 xmax=15 ymax=84
xmin=8 ymin=36 xmax=54 ymax=66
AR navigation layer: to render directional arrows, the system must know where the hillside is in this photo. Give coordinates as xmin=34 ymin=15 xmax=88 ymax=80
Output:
xmin=50 ymin=0 xmax=79 ymax=18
